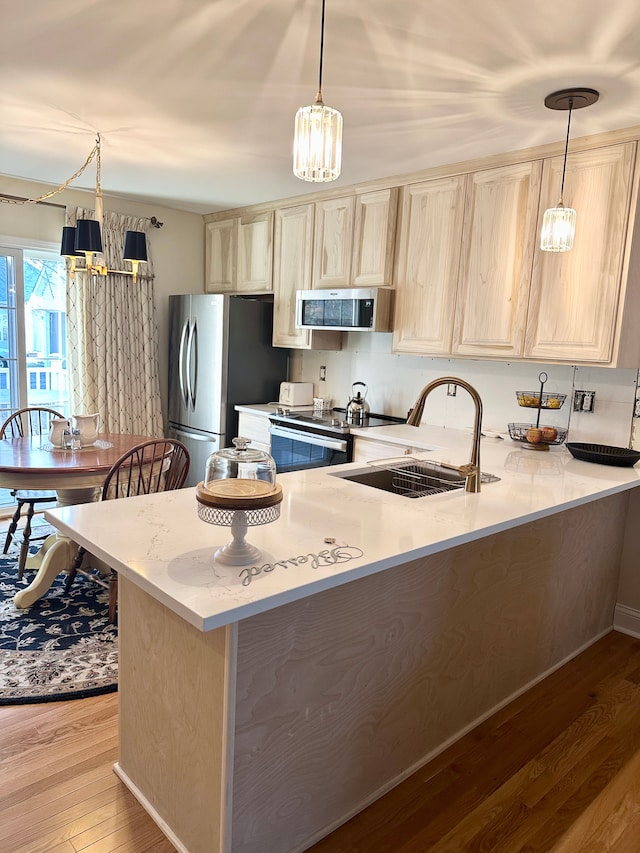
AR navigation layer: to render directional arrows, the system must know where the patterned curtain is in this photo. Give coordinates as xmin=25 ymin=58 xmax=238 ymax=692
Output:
xmin=65 ymin=208 xmax=164 ymax=437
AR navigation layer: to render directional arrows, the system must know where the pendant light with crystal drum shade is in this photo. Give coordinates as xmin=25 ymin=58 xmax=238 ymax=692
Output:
xmin=293 ymin=0 xmax=342 ymax=182
xmin=540 ymin=87 xmax=599 ymax=252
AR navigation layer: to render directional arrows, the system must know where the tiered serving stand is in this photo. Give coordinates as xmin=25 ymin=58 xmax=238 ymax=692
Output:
xmin=508 ymin=372 xmax=567 ymax=451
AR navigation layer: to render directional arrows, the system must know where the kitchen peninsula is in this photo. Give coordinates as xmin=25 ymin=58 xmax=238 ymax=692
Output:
xmin=46 ymin=425 xmax=640 ymax=853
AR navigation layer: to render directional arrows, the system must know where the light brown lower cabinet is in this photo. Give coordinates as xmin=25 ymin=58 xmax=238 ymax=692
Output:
xmin=237 ymin=411 xmax=271 ymax=453
xmin=352 ymin=436 xmax=414 ymax=463
xmin=115 ymin=493 xmax=627 ymax=853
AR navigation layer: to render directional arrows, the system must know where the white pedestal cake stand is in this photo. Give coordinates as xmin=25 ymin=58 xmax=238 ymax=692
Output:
xmin=195 ymin=481 xmax=283 ymax=565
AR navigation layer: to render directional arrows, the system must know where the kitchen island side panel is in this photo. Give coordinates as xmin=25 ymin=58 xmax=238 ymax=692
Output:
xmin=230 ymin=492 xmax=627 ymax=853
xmin=117 ymin=576 xmax=237 ymax=853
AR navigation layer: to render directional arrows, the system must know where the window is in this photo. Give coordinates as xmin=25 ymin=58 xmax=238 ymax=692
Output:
xmin=0 ymin=242 xmax=69 ymax=507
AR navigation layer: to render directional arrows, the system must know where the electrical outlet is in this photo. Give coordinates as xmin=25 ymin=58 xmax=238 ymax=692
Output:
xmin=573 ymin=390 xmax=596 ymax=413
xmin=319 ymin=365 xmax=326 ymax=381
xmin=447 ymin=383 xmax=457 ymax=397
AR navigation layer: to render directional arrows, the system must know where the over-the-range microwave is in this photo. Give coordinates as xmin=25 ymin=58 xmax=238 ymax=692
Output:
xmin=295 ymin=287 xmax=393 ymax=332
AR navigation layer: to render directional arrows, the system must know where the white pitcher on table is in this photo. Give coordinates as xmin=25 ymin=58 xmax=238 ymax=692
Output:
xmin=74 ymin=413 xmax=100 ymax=446
xmin=48 ymin=417 xmax=70 ymax=448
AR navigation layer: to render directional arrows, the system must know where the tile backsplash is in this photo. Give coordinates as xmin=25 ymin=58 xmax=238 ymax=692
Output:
xmin=291 ymin=333 xmax=640 ymax=448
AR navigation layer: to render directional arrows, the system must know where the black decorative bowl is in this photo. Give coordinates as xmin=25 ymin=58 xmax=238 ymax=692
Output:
xmin=566 ymin=443 xmax=640 ymax=467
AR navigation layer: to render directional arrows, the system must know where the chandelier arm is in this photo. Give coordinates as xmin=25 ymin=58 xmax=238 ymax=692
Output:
xmin=0 ymin=140 xmax=100 ymax=206
xmin=559 ymin=99 xmax=573 ymax=203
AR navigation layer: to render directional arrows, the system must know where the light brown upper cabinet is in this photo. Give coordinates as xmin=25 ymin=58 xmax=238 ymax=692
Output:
xmin=392 ymin=175 xmax=467 ymax=354
xmin=237 ymin=211 xmax=273 ymax=292
xmin=272 ymin=204 xmax=341 ymax=350
xmin=313 ymin=189 xmax=398 ymax=289
xmin=351 ymin=188 xmax=398 ymax=287
xmin=205 ymin=212 xmax=273 ymax=293
xmin=313 ymin=196 xmax=355 ymax=289
xmin=525 ymin=142 xmax=638 ymax=364
xmin=452 ymin=161 xmax=542 ymax=358
xmin=205 ymin=218 xmax=238 ymax=292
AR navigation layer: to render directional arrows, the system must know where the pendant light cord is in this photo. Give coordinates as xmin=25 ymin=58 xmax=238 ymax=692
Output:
xmin=559 ymin=99 xmax=573 ymax=203
xmin=95 ymin=133 xmax=102 ymax=195
xmin=317 ymin=0 xmax=326 ymax=100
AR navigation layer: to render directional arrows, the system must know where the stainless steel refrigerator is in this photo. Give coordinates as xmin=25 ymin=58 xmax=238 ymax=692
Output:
xmin=167 ymin=293 xmax=288 ymax=487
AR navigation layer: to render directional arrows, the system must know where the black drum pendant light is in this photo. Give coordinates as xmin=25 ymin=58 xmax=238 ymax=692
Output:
xmin=0 ymin=132 xmax=153 ymax=279
xmin=540 ymin=87 xmax=599 ymax=252
xmin=60 ymin=226 xmax=84 ymax=279
xmin=123 ymin=230 xmax=148 ymax=282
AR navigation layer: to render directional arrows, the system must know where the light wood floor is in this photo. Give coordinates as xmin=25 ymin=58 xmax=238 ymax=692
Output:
xmin=1 ymin=631 xmax=640 ymax=851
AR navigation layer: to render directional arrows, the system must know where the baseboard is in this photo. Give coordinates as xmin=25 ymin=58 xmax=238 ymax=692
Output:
xmin=113 ymin=762 xmax=191 ymax=853
xmin=614 ymin=604 xmax=640 ymax=638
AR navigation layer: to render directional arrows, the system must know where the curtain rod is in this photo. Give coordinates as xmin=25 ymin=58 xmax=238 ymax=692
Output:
xmin=0 ymin=194 xmax=164 ymax=227
xmin=0 ymin=193 xmax=66 ymax=210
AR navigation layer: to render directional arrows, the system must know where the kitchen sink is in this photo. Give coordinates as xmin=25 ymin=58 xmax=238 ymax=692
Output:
xmin=333 ymin=461 xmax=499 ymax=499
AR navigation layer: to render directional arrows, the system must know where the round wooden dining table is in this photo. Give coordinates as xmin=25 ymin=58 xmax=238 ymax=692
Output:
xmin=0 ymin=433 xmax=155 ymax=608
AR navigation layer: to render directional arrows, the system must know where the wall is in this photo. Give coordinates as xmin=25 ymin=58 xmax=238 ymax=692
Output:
xmin=291 ymin=335 xmax=640 ymax=448
xmin=0 ymin=176 xmax=205 ymax=425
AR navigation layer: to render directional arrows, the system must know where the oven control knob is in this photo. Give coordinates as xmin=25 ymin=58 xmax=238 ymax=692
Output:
xmin=340 ymin=420 xmax=349 ymax=429
xmin=331 ymin=417 xmax=340 ymax=426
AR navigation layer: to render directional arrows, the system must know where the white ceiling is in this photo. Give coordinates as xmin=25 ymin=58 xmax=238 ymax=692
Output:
xmin=2 ymin=0 xmax=640 ymax=215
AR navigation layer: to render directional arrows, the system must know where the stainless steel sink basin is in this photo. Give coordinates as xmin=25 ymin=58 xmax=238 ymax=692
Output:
xmin=333 ymin=461 xmax=499 ymax=499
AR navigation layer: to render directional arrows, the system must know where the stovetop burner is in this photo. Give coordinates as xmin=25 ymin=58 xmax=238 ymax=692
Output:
xmin=269 ymin=407 xmax=405 ymax=434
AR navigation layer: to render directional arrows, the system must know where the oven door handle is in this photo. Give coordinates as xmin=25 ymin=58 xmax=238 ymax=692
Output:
xmin=269 ymin=425 xmax=348 ymax=453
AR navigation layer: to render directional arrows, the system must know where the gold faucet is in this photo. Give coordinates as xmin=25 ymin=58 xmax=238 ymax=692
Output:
xmin=407 ymin=376 xmax=483 ymax=493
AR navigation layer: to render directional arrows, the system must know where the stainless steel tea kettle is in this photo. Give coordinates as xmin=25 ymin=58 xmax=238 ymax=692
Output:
xmin=346 ymin=382 xmax=370 ymax=424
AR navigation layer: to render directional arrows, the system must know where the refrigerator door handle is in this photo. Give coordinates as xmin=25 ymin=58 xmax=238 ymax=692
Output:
xmin=185 ymin=319 xmax=195 ymax=411
xmin=178 ymin=320 xmax=189 ymax=408
xmin=189 ymin=319 xmax=198 ymax=410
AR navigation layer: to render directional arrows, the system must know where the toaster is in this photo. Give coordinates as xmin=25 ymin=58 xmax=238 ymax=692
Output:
xmin=278 ymin=382 xmax=314 ymax=406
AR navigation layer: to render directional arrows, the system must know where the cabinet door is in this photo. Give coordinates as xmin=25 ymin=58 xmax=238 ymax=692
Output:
xmin=392 ymin=176 xmax=467 ymax=354
xmin=313 ymin=196 xmax=355 ymax=289
xmin=452 ymin=161 xmax=542 ymax=357
xmin=238 ymin=412 xmax=272 ymax=452
xmin=352 ymin=437 xmax=414 ymax=463
xmin=205 ymin=218 xmax=238 ymax=292
xmin=525 ymin=143 xmax=636 ymax=363
xmin=237 ymin=211 xmax=273 ymax=292
xmin=273 ymin=204 xmax=314 ymax=348
xmin=352 ymin=188 xmax=398 ymax=287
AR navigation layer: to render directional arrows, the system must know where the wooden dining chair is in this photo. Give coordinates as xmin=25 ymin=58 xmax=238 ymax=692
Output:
xmin=0 ymin=406 xmax=65 ymax=578
xmin=64 ymin=438 xmax=190 ymax=622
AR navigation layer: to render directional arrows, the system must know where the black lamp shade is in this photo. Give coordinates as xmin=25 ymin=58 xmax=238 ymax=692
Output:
xmin=75 ymin=219 xmax=103 ymax=254
xmin=123 ymin=230 xmax=148 ymax=262
xmin=60 ymin=226 xmax=83 ymax=258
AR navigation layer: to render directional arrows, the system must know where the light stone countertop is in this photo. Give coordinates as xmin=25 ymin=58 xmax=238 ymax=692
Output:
xmin=46 ymin=424 xmax=640 ymax=632
xmin=235 ymin=402 xmax=314 ymax=416
xmin=235 ymin=403 xmax=280 ymax=416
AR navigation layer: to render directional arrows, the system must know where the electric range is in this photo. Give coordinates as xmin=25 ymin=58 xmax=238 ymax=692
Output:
xmin=268 ymin=408 xmax=406 ymax=472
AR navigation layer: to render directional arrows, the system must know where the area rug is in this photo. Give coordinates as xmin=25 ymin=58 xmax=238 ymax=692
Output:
xmin=0 ymin=543 xmax=118 ymax=705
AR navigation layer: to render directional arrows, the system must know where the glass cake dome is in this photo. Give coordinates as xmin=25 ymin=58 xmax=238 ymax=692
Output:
xmin=202 ymin=437 xmax=277 ymax=500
